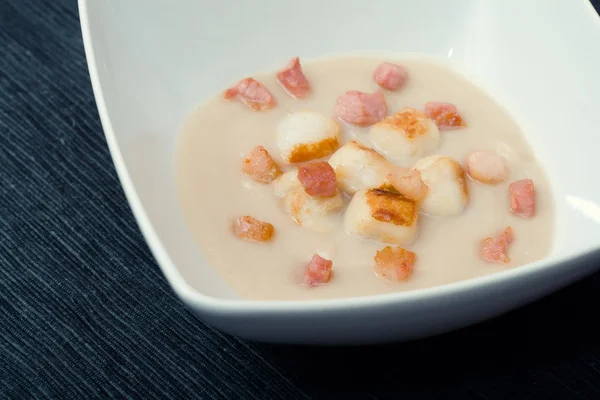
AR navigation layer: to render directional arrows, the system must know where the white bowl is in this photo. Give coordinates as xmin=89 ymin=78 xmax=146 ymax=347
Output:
xmin=79 ymin=0 xmax=600 ymax=344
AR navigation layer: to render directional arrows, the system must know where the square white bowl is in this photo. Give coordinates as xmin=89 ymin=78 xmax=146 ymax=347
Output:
xmin=80 ymin=0 xmax=600 ymax=344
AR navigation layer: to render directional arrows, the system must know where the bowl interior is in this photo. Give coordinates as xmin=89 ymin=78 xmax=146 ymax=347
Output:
xmin=83 ymin=0 xmax=600 ymax=302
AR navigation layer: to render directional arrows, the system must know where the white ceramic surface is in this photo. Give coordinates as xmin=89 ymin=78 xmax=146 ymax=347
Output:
xmin=79 ymin=0 xmax=600 ymax=344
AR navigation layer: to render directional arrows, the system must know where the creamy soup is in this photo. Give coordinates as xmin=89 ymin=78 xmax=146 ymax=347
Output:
xmin=176 ymin=55 xmax=554 ymax=301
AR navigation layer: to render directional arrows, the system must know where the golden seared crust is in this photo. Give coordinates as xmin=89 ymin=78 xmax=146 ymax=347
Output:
xmin=288 ymin=136 xmax=339 ymax=163
xmin=366 ymin=189 xmax=418 ymax=226
xmin=348 ymin=140 xmax=386 ymax=159
xmin=457 ymin=163 xmax=469 ymax=199
xmin=376 ymin=183 xmax=401 ymax=194
xmin=375 ymin=108 xmax=430 ymax=138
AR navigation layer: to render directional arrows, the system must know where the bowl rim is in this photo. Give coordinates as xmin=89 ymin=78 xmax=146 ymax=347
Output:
xmin=78 ymin=0 xmax=600 ymax=316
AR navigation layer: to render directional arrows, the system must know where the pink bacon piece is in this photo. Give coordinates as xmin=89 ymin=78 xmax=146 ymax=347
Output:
xmin=424 ymin=102 xmax=466 ymax=129
xmin=386 ymin=167 xmax=428 ymax=202
xmin=509 ymin=178 xmax=535 ymax=218
xmin=276 ymin=57 xmax=311 ymax=99
xmin=373 ymin=62 xmax=408 ymax=91
xmin=303 ymin=254 xmax=333 ymax=286
xmin=242 ymin=145 xmax=282 ymax=183
xmin=480 ymin=226 xmax=514 ymax=263
xmin=333 ymin=91 xmax=387 ymax=127
xmin=297 ymin=161 xmax=337 ymax=197
xmin=233 ymin=216 xmax=275 ymax=243
xmin=224 ymin=77 xmax=276 ymax=111
xmin=374 ymin=246 xmax=416 ymax=282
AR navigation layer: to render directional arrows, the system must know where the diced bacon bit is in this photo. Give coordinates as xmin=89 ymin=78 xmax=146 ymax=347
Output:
xmin=424 ymin=102 xmax=466 ymax=129
xmin=509 ymin=178 xmax=535 ymax=218
xmin=465 ymin=151 xmax=508 ymax=184
xmin=480 ymin=226 xmax=514 ymax=263
xmin=224 ymin=78 xmax=276 ymax=111
xmin=386 ymin=167 xmax=428 ymax=202
xmin=242 ymin=145 xmax=282 ymax=183
xmin=297 ymin=161 xmax=337 ymax=197
xmin=333 ymin=91 xmax=388 ymax=127
xmin=303 ymin=254 xmax=333 ymax=286
xmin=373 ymin=62 xmax=409 ymax=91
xmin=233 ymin=216 xmax=275 ymax=242
xmin=374 ymin=246 xmax=416 ymax=282
xmin=276 ymin=57 xmax=311 ymax=99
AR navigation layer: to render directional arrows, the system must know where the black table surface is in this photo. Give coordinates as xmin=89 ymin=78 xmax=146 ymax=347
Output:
xmin=3 ymin=1 xmax=600 ymax=399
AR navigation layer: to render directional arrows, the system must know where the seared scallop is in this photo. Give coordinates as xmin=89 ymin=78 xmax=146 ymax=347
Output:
xmin=276 ymin=111 xmax=340 ymax=163
xmin=344 ymin=188 xmax=419 ymax=245
xmin=274 ymin=170 xmax=344 ymax=232
xmin=413 ymin=155 xmax=469 ymax=217
xmin=327 ymin=140 xmax=392 ymax=194
xmin=369 ymin=107 xmax=440 ymax=159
